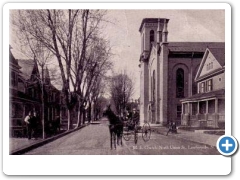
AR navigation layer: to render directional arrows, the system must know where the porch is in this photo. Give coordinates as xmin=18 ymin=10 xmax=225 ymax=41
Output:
xmin=181 ymin=89 xmax=225 ymax=129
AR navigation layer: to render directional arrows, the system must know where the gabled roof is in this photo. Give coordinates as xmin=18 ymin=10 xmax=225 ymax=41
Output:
xmin=9 ymin=49 xmax=21 ymax=71
xmin=208 ymin=47 xmax=225 ymax=66
xmin=18 ymin=59 xmax=36 ymax=80
xmin=195 ymin=47 xmax=225 ymax=82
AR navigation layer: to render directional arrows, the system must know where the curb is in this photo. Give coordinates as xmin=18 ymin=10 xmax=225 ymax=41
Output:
xmin=151 ymin=127 xmax=217 ymax=149
xmin=10 ymin=124 xmax=89 ymax=155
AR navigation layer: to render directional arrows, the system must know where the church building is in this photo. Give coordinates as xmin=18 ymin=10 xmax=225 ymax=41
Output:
xmin=139 ymin=18 xmax=225 ymax=126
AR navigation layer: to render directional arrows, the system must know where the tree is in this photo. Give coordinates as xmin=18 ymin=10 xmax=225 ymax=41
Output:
xmin=110 ymin=72 xmax=134 ymax=115
xmin=12 ymin=9 xmax=111 ymax=130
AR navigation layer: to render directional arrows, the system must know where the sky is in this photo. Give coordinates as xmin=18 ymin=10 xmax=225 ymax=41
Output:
xmin=10 ymin=9 xmax=225 ymax=99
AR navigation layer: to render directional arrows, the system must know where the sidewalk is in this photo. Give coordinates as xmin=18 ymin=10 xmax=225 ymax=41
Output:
xmin=10 ymin=124 xmax=89 ymax=155
xmin=151 ymin=125 xmax=222 ymax=147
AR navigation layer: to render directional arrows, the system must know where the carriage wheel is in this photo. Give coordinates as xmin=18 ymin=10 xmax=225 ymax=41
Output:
xmin=142 ymin=123 xmax=151 ymax=142
xmin=123 ymin=127 xmax=132 ymax=141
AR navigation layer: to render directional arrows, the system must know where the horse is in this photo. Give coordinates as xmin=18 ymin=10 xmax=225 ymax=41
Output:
xmin=103 ymin=105 xmax=124 ymax=150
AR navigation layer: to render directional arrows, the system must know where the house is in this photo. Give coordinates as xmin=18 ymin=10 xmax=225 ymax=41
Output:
xmin=10 ymin=47 xmax=42 ymax=137
xmin=180 ymin=47 xmax=225 ymax=128
xmin=10 ymin=46 xmax=62 ymax=137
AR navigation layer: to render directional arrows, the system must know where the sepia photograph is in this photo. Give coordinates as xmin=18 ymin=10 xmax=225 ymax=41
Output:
xmin=8 ymin=8 xmax=226 ymax=156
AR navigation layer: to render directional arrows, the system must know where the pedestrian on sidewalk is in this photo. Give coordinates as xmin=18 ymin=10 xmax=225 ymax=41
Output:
xmin=24 ymin=111 xmax=32 ymax=140
xmin=166 ymin=121 xmax=177 ymax=136
xmin=31 ymin=112 xmax=39 ymax=139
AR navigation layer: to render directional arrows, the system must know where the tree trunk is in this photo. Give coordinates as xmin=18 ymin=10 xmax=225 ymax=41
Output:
xmin=82 ymin=109 xmax=86 ymax=124
xmin=41 ymin=86 xmax=45 ymax=139
xmin=76 ymin=108 xmax=82 ymax=128
xmin=67 ymin=108 xmax=73 ymax=130
xmin=88 ymin=101 xmax=92 ymax=123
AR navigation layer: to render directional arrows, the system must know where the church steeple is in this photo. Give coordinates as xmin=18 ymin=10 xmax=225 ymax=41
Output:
xmin=139 ymin=18 xmax=169 ymax=59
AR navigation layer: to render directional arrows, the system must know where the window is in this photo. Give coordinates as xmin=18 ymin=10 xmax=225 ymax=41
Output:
xmin=150 ymin=30 xmax=154 ymax=45
xmin=206 ymin=62 xmax=213 ymax=71
xmin=200 ymin=82 xmax=205 ymax=93
xmin=11 ymin=103 xmax=23 ymax=118
xmin=176 ymin=68 xmax=184 ymax=98
xmin=62 ymin=107 xmax=67 ymax=117
xmin=207 ymin=79 xmax=212 ymax=92
xmin=32 ymin=88 xmax=35 ymax=98
xmin=11 ymin=103 xmax=16 ymax=117
xmin=11 ymin=71 xmax=17 ymax=87
xmin=177 ymin=105 xmax=182 ymax=117
xmin=18 ymin=78 xmax=25 ymax=92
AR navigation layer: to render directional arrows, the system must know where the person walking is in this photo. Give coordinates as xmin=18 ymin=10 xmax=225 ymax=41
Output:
xmin=166 ymin=121 xmax=177 ymax=136
xmin=24 ymin=111 xmax=32 ymax=139
xmin=31 ymin=112 xmax=39 ymax=139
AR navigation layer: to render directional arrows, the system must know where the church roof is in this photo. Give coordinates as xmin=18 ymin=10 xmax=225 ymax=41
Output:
xmin=168 ymin=42 xmax=225 ymax=52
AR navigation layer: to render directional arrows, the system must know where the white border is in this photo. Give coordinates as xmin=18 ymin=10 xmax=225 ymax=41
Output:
xmin=3 ymin=3 xmax=231 ymax=175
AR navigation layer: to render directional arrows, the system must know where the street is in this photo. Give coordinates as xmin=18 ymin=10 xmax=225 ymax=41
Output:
xmin=25 ymin=118 xmax=220 ymax=155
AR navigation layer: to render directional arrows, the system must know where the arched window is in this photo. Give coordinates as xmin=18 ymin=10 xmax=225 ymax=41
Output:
xmin=176 ymin=68 xmax=184 ymax=98
xmin=150 ymin=30 xmax=154 ymax=44
xmin=152 ymin=70 xmax=156 ymax=102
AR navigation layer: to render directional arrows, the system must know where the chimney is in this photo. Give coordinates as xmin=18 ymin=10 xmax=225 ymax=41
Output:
xmin=162 ymin=19 xmax=169 ymax=43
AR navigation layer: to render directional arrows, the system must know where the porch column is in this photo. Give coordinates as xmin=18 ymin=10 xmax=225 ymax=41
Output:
xmin=181 ymin=103 xmax=185 ymax=125
xmin=215 ymin=98 xmax=218 ymax=113
xmin=214 ymin=98 xmax=219 ymax=128
xmin=181 ymin=103 xmax=184 ymax=115
xmin=197 ymin=101 xmax=199 ymax=114
xmin=187 ymin=102 xmax=190 ymax=126
xmin=196 ymin=101 xmax=200 ymax=127
xmin=205 ymin=101 xmax=209 ymax=121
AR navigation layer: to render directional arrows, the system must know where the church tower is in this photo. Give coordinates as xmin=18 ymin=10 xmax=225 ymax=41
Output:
xmin=139 ymin=18 xmax=169 ymax=124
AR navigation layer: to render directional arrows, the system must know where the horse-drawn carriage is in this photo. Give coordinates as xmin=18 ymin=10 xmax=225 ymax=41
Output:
xmin=122 ymin=118 xmax=151 ymax=144
xmin=103 ymin=105 xmax=151 ymax=149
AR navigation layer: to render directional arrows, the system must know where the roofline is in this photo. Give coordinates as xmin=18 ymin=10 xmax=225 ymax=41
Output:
xmin=195 ymin=68 xmax=224 ymax=82
xmin=139 ymin=18 xmax=169 ymax=32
